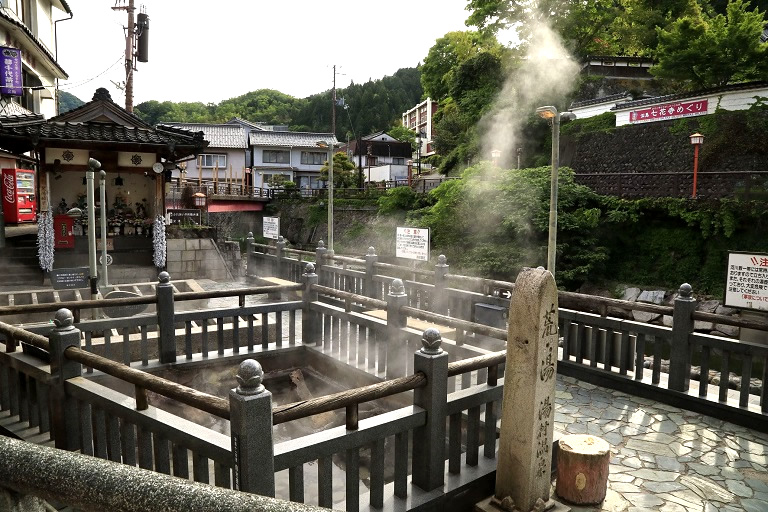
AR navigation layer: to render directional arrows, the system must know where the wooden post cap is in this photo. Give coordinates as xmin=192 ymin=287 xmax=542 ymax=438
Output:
xmin=556 ymin=434 xmax=610 ymax=505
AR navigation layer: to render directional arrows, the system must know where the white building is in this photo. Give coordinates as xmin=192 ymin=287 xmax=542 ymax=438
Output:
xmin=248 ymin=130 xmax=338 ymax=190
xmin=402 ymin=97 xmax=437 ymax=157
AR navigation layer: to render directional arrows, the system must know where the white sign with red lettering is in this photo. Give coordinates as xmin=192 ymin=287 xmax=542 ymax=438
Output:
xmin=396 ymin=227 xmax=430 ymax=261
xmin=725 ymin=252 xmax=768 ymax=311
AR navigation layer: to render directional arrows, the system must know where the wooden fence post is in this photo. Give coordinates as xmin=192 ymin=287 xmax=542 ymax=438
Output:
xmin=670 ymin=283 xmax=696 ymax=392
xmin=229 ymin=359 xmax=275 ymax=497
xmin=302 ymin=263 xmax=320 ymax=346
xmin=156 ymin=272 xmax=177 ymax=364
xmin=365 ymin=246 xmax=378 ymax=300
xmin=411 ymin=328 xmax=448 ymax=491
xmin=49 ymin=308 xmax=82 ymax=451
xmin=386 ymin=279 xmax=409 ymax=379
xmin=433 ymin=254 xmax=449 ymax=314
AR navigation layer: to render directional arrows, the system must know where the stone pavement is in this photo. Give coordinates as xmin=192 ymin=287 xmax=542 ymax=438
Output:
xmin=554 ymin=376 xmax=768 ymax=512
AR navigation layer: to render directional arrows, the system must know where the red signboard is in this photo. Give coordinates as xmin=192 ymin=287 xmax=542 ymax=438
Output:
xmin=629 ymin=99 xmax=708 ymax=123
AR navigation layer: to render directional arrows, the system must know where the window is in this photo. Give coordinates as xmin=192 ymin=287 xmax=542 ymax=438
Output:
xmin=301 ymin=151 xmax=326 ymax=165
xmin=367 ymin=156 xmax=378 ymax=166
xmin=393 ymin=157 xmax=405 ymax=165
xmin=263 ymin=150 xmax=290 ymax=164
xmin=200 ymin=154 xmax=227 ymax=168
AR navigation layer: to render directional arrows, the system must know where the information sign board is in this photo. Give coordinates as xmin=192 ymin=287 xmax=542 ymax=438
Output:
xmin=725 ymin=252 xmax=768 ymax=311
xmin=395 ymin=227 xmax=430 ymax=261
xmin=263 ymin=216 xmax=280 ymax=240
xmin=168 ymin=209 xmax=201 ymax=225
xmin=50 ymin=267 xmax=89 ymax=290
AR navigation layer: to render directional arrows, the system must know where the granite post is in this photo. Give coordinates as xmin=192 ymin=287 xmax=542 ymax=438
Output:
xmin=495 ymin=267 xmax=559 ymax=511
xmin=245 ymin=231 xmax=255 ymax=278
xmin=315 ymin=240 xmax=327 ymax=286
xmin=432 ymin=254 xmax=449 ymax=315
xmin=364 ymin=246 xmax=378 ymax=299
xmin=49 ymin=308 xmax=82 ymax=451
xmin=229 ymin=359 xmax=275 ymax=497
xmin=302 ymin=263 xmax=320 ymax=346
xmin=386 ymin=279 xmax=409 ymax=379
xmin=275 ymin=236 xmax=286 ymax=278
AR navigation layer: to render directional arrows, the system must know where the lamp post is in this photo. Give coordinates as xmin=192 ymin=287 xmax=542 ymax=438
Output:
xmin=536 ymin=106 xmax=575 ymax=277
xmin=85 ymin=158 xmax=101 ymax=299
xmin=317 ymin=140 xmax=337 ymax=254
xmin=517 ymin=147 xmax=522 ymax=169
xmin=491 ymin=149 xmax=501 ymax=167
xmin=689 ymin=133 xmax=704 ymax=199
xmin=415 ymin=131 xmax=422 ymax=176
xmin=99 ymin=169 xmax=108 ymax=287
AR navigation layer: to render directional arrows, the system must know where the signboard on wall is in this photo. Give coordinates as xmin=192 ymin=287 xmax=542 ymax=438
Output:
xmin=168 ymin=209 xmax=201 ymax=225
xmin=50 ymin=267 xmax=89 ymax=290
xmin=263 ymin=216 xmax=279 ymax=240
xmin=725 ymin=252 xmax=768 ymax=311
xmin=396 ymin=227 xmax=430 ymax=261
xmin=0 ymin=47 xmax=22 ymax=96
xmin=629 ymin=99 xmax=708 ymax=124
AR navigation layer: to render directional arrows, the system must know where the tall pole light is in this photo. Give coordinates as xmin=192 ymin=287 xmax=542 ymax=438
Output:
xmin=86 ymin=158 xmax=101 ymax=299
xmin=415 ymin=131 xmax=422 ymax=176
xmin=99 ymin=169 xmax=109 ymax=287
xmin=689 ymin=133 xmax=704 ymax=199
xmin=536 ymin=106 xmax=575 ymax=277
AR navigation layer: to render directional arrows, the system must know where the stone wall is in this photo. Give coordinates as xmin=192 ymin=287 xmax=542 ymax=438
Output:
xmin=166 ymin=238 xmax=233 ymax=281
xmin=563 ymin=109 xmax=768 ymax=199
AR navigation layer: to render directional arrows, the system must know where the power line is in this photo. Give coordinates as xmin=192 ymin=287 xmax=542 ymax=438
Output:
xmin=57 ymin=54 xmax=124 ymax=91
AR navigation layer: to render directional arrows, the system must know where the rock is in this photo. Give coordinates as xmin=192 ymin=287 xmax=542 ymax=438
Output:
xmin=715 ymin=305 xmax=737 ymax=316
xmin=693 ymin=320 xmax=715 ymax=332
xmin=633 ymin=310 xmax=660 ymax=323
xmin=637 ymin=290 xmax=665 ymax=304
xmin=713 ymin=324 xmax=739 ymax=337
xmin=698 ymin=300 xmax=720 ymax=313
xmin=662 ymin=315 xmax=673 ymax=327
xmin=621 ymin=287 xmax=641 ymax=302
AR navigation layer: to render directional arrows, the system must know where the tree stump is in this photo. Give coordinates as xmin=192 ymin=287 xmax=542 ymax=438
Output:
xmin=555 ymin=434 xmax=610 ymax=505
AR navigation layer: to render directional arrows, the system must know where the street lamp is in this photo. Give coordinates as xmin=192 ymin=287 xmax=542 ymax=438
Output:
xmin=491 ymin=149 xmax=501 ymax=167
xmin=536 ymin=106 xmax=575 ymax=277
xmin=415 ymin=131 xmax=423 ymax=176
xmin=316 ymin=140 xmax=337 ymax=254
xmin=689 ymin=133 xmax=704 ymax=199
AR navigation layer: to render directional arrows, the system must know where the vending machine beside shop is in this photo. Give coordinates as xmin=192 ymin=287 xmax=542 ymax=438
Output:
xmin=2 ymin=168 xmax=36 ymax=223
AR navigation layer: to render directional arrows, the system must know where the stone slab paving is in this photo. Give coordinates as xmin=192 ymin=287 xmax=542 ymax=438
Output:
xmin=554 ymin=376 xmax=768 ymax=512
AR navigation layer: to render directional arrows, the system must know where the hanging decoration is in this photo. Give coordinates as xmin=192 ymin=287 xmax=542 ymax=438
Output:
xmin=152 ymin=215 xmax=166 ymax=268
xmin=37 ymin=210 xmax=54 ymax=271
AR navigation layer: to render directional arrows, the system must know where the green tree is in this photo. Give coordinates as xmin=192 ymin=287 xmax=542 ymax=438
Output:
xmin=320 ymin=151 xmax=358 ymax=188
xmin=57 ymin=90 xmax=84 ymax=114
xmin=387 ymin=124 xmax=417 ymax=148
xmin=421 ymin=31 xmax=489 ymax=99
xmin=651 ymin=0 xmax=768 ymax=88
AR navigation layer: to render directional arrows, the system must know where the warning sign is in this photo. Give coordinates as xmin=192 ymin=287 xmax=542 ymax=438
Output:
xmin=725 ymin=252 xmax=768 ymax=311
xmin=263 ymin=216 xmax=280 ymax=240
xmin=396 ymin=227 xmax=430 ymax=261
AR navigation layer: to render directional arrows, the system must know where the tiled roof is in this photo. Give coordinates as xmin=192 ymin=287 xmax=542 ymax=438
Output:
xmin=0 ymin=99 xmax=44 ymax=127
xmin=160 ymin=123 xmax=247 ymax=148
xmin=612 ymin=81 xmax=768 ymax=110
xmin=0 ymin=121 xmax=206 ymax=147
xmin=226 ymin=117 xmax=266 ymax=131
xmin=570 ymin=93 xmax=632 ymax=109
xmin=248 ymin=130 xmax=338 ymax=148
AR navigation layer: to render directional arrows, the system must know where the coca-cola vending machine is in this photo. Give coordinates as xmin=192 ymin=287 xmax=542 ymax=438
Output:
xmin=2 ymin=168 xmax=36 ymax=223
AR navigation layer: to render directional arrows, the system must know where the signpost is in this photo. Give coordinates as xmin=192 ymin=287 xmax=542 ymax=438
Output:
xmin=263 ymin=216 xmax=280 ymax=240
xmin=396 ymin=227 xmax=430 ymax=261
xmin=50 ymin=267 xmax=90 ymax=290
xmin=725 ymin=252 xmax=768 ymax=312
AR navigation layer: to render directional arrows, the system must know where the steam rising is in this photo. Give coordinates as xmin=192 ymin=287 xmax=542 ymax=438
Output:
xmin=480 ymin=18 xmax=580 ymax=168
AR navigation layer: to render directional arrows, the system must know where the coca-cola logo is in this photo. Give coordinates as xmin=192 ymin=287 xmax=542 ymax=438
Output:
xmin=3 ymin=174 xmax=14 ymax=204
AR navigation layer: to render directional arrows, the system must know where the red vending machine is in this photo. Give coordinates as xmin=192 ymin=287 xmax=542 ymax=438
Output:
xmin=2 ymin=168 xmax=36 ymax=223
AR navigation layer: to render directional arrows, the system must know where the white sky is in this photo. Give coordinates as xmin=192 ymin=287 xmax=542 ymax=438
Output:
xmin=56 ymin=1 xmax=471 ymax=106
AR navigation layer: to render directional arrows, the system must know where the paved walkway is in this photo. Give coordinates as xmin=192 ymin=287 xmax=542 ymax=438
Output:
xmin=554 ymin=376 xmax=768 ymax=512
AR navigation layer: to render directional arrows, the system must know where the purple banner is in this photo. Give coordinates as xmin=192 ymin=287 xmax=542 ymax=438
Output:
xmin=0 ymin=47 xmax=22 ymax=96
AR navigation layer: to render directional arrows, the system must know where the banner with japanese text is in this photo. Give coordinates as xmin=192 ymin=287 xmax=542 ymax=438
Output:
xmin=629 ymin=99 xmax=708 ymax=124
xmin=0 ymin=47 xmax=22 ymax=96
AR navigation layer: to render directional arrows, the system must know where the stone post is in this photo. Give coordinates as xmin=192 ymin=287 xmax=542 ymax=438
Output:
xmin=302 ymin=263 xmax=320 ymax=346
xmin=156 ymin=271 xmax=177 ymax=364
xmin=364 ymin=246 xmax=378 ymax=300
xmin=411 ymin=328 xmax=448 ymax=491
xmin=432 ymin=254 xmax=449 ymax=314
xmin=386 ymin=279 xmax=409 ymax=379
xmin=49 ymin=308 xmax=82 ymax=451
xmin=245 ymin=231 xmax=255 ymax=278
xmin=315 ymin=240 xmax=327 ymax=286
xmin=669 ymin=283 xmax=696 ymax=392
xmin=275 ymin=236 xmax=286 ymax=278
xmin=229 ymin=359 xmax=275 ymax=497
xmin=494 ymin=267 xmax=559 ymax=511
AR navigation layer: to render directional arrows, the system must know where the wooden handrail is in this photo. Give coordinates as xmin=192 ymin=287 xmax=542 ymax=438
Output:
xmin=447 ymin=351 xmax=506 ymax=377
xmin=311 ymin=284 xmax=387 ymax=309
xmin=401 ymin=306 xmax=507 ymax=340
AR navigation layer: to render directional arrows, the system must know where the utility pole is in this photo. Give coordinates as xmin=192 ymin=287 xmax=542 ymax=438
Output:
xmin=112 ymin=0 xmax=136 ymax=112
xmin=331 ymin=65 xmax=337 ymax=138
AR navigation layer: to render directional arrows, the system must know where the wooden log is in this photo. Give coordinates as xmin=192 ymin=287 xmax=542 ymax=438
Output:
xmin=555 ymin=434 xmax=610 ymax=505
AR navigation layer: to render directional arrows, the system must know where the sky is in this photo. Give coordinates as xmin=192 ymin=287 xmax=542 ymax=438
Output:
xmin=56 ymin=1 xmax=472 ymax=107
